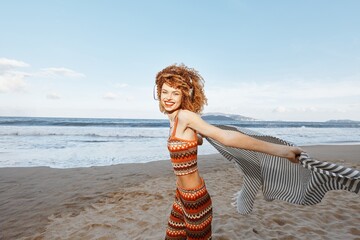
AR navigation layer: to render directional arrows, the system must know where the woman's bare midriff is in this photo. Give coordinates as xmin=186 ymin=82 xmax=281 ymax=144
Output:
xmin=176 ymin=170 xmax=202 ymax=189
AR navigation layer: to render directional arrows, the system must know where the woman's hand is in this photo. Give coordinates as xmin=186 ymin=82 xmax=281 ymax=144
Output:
xmin=280 ymin=146 xmax=303 ymax=163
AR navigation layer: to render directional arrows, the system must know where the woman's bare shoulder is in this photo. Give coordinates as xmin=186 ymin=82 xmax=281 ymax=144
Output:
xmin=178 ymin=109 xmax=201 ymax=122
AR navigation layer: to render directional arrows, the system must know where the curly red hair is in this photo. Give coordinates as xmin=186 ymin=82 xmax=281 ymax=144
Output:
xmin=155 ymin=64 xmax=207 ymax=114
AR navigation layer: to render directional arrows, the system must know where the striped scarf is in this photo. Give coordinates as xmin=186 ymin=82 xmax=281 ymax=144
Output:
xmin=205 ymin=125 xmax=360 ymax=214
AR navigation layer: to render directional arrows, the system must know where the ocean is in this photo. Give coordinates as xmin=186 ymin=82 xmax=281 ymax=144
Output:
xmin=0 ymin=116 xmax=359 ymax=168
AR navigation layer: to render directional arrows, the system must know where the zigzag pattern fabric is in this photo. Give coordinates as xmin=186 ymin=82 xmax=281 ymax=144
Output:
xmin=205 ymin=125 xmax=360 ymax=214
xmin=165 ymin=179 xmax=212 ymax=240
xmin=168 ymin=139 xmax=198 ymax=176
xmin=168 ymin=115 xmax=199 ymax=176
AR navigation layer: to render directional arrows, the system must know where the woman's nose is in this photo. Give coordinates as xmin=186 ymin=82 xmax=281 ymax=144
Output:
xmin=165 ymin=94 xmax=173 ymax=100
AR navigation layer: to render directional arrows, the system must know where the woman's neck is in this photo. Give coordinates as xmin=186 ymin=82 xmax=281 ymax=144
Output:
xmin=167 ymin=109 xmax=180 ymax=122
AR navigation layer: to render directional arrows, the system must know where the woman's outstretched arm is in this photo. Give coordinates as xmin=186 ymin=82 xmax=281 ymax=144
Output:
xmin=183 ymin=111 xmax=302 ymax=163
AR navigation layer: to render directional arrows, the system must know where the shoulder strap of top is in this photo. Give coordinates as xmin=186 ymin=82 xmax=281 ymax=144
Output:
xmin=171 ymin=115 xmax=179 ymax=137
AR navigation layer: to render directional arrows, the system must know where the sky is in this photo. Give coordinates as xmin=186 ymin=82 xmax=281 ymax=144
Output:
xmin=0 ymin=0 xmax=359 ymax=121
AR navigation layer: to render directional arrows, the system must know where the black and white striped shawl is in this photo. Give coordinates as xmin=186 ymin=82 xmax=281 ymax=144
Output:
xmin=205 ymin=125 xmax=360 ymax=214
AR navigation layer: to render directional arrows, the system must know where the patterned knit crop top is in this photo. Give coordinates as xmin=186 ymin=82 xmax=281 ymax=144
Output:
xmin=167 ymin=116 xmax=198 ymax=176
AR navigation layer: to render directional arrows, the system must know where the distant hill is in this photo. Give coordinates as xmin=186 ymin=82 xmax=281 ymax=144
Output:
xmin=326 ymin=119 xmax=359 ymax=123
xmin=202 ymin=112 xmax=257 ymax=121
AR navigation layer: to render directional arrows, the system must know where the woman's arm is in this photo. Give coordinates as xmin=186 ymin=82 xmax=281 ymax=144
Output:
xmin=183 ymin=111 xmax=302 ymax=163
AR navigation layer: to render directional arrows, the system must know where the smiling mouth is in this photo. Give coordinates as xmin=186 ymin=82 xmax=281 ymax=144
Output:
xmin=164 ymin=101 xmax=175 ymax=107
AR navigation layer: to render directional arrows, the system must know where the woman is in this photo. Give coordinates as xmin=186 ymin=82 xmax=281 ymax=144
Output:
xmin=155 ymin=64 xmax=302 ymax=240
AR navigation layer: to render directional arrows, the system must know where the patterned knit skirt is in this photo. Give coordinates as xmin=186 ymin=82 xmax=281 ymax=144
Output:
xmin=165 ymin=178 xmax=212 ymax=240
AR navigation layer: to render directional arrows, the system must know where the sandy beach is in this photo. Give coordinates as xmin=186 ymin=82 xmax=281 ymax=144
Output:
xmin=0 ymin=145 xmax=359 ymax=240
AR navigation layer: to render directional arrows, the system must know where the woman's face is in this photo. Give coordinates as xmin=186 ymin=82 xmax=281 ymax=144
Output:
xmin=160 ymin=83 xmax=183 ymax=113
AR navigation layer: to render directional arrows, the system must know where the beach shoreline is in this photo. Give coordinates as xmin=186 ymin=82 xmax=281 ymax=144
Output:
xmin=0 ymin=145 xmax=359 ymax=239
